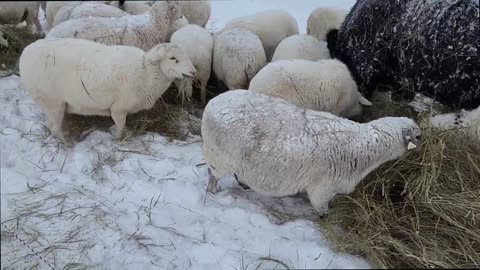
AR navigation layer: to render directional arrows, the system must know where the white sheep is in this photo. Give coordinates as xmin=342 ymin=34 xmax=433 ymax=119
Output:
xmin=19 ymin=38 xmax=196 ymax=142
xmin=271 ymin=34 xmax=330 ymax=62
xmin=165 ymin=16 xmax=189 ymax=42
xmin=213 ymin=28 xmax=266 ymax=90
xmin=0 ymin=2 xmax=42 ymax=33
xmin=430 ymin=106 xmax=480 ymax=149
xmin=46 ymin=1 xmax=182 ymax=52
xmin=173 ymin=0 xmax=211 ymax=27
xmin=248 ymin=59 xmax=372 ymax=119
xmin=170 ymin=24 xmax=213 ymax=105
xmin=52 ymin=2 xmax=128 ymax=28
xmin=0 ymin=30 xmax=8 ymax=47
xmin=202 ymin=89 xmax=422 ymax=214
xmin=307 ymin=7 xmax=347 ymax=41
xmin=46 ymin=1 xmax=83 ymax=29
xmin=218 ymin=10 xmax=299 ymax=61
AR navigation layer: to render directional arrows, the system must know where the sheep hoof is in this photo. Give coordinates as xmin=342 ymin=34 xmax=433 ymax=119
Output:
xmin=207 ymin=170 xmax=220 ymax=193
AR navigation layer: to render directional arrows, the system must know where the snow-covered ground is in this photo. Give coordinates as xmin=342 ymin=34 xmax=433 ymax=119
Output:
xmin=1 ymin=1 xmax=372 ymax=269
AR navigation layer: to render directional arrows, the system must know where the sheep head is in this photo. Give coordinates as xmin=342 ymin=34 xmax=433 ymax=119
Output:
xmin=401 ymin=121 xmax=422 ymax=151
xmin=145 ymin=44 xmax=197 ymax=80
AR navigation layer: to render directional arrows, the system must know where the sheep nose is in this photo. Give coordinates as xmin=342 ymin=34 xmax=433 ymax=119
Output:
xmin=189 ymin=70 xmax=197 ymax=77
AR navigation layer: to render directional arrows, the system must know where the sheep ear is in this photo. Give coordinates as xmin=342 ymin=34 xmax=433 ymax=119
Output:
xmin=147 ymin=45 xmax=168 ymax=65
xmin=359 ymin=95 xmax=372 ymax=106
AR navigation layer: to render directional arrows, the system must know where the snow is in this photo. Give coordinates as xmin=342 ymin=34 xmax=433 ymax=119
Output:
xmin=1 ymin=1 xmax=372 ymax=269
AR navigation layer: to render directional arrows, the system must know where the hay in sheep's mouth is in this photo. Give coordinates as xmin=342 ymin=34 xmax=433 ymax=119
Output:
xmin=317 ymin=97 xmax=480 ymax=268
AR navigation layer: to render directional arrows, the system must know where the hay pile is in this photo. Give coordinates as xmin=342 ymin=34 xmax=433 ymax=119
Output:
xmin=318 ymin=99 xmax=480 ymax=268
xmin=0 ymin=25 xmax=43 ymax=74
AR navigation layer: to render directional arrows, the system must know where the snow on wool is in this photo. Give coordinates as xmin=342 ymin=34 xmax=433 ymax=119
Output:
xmin=328 ymin=0 xmax=480 ymax=110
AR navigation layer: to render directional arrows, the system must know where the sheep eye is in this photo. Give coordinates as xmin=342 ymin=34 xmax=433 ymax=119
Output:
xmin=169 ymin=57 xmax=176 ymax=61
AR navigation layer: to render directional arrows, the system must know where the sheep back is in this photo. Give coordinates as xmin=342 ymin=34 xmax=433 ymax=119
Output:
xmin=272 ymin=34 xmax=330 ymax=62
xmin=46 ymin=1 xmax=179 ymax=51
xmin=248 ymin=59 xmax=370 ymax=118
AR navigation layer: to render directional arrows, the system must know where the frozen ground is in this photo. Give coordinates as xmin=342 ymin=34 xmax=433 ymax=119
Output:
xmin=1 ymin=1 xmax=372 ymax=269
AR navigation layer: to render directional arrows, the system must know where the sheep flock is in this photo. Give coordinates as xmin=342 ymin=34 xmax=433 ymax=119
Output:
xmin=1 ymin=0 xmax=479 ymax=268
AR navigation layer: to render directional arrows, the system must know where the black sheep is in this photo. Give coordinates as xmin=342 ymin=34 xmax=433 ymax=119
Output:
xmin=327 ymin=0 xmax=480 ymax=110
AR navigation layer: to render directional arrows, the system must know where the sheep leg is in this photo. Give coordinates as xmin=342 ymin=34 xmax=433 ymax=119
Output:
xmin=306 ymin=181 xmax=336 ymax=216
xmin=24 ymin=13 xmax=35 ymax=33
xmin=111 ymin=110 xmax=127 ymax=140
xmin=46 ymin=102 xmax=67 ymax=144
xmin=200 ymin=79 xmax=207 ymax=105
xmin=32 ymin=15 xmax=43 ymax=34
xmin=206 ymin=167 xmax=220 ymax=193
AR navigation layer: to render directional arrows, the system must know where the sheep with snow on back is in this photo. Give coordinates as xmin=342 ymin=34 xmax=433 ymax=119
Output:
xmin=202 ymin=90 xmax=422 ymax=214
xmin=19 ymin=38 xmax=196 ymax=143
xmin=430 ymin=105 xmax=480 ymax=150
xmin=46 ymin=1 xmax=182 ymax=52
xmin=0 ymin=2 xmax=43 ymax=33
xmin=218 ymin=10 xmax=299 ymax=61
xmin=307 ymin=7 xmax=347 ymax=41
xmin=170 ymin=24 xmax=213 ymax=105
xmin=248 ymin=59 xmax=372 ymax=119
xmin=272 ymin=34 xmax=330 ymax=62
xmin=213 ymin=28 xmax=266 ymax=91
xmin=173 ymin=0 xmax=211 ymax=27
xmin=327 ymin=0 xmax=479 ymax=109
xmin=52 ymin=2 xmax=129 ymax=27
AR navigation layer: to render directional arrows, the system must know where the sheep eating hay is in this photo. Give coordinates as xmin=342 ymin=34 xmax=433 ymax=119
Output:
xmin=19 ymin=38 xmax=196 ymax=142
xmin=327 ymin=0 xmax=480 ymax=110
xmin=202 ymin=90 xmax=422 ymax=214
xmin=248 ymin=59 xmax=372 ymax=119
xmin=46 ymin=1 xmax=182 ymax=51
xmin=170 ymin=24 xmax=213 ymax=105
xmin=430 ymin=105 xmax=480 ymax=149
xmin=213 ymin=28 xmax=266 ymax=90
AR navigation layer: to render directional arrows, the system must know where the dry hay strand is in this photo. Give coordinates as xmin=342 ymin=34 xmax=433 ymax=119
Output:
xmin=63 ymin=86 xmax=203 ymax=142
xmin=318 ymin=106 xmax=480 ymax=268
xmin=0 ymin=25 xmax=43 ymax=74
